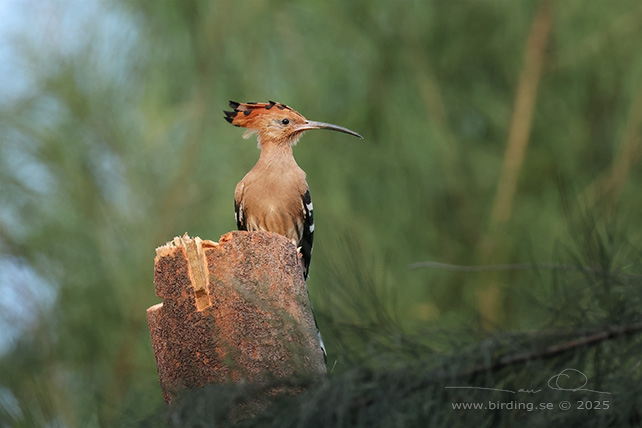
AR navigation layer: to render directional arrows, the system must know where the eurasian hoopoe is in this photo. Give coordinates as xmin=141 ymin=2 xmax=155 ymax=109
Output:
xmin=223 ymin=100 xmax=362 ymax=279
xmin=224 ymin=101 xmax=362 ymax=361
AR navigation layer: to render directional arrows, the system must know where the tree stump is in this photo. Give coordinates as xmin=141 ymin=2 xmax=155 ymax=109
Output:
xmin=147 ymin=231 xmax=326 ymax=404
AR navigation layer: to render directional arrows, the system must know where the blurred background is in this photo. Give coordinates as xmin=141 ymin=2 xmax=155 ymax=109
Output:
xmin=1 ymin=0 xmax=640 ymax=426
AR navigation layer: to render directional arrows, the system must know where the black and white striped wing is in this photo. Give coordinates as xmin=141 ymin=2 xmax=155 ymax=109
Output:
xmin=234 ymin=198 xmax=246 ymax=231
xmin=301 ymin=189 xmax=325 ymax=359
xmin=300 ymin=189 xmax=314 ymax=279
xmin=234 ymin=182 xmax=246 ymax=231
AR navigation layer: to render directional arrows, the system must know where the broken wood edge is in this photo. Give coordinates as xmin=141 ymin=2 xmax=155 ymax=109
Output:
xmin=153 ymin=233 xmax=219 ymax=312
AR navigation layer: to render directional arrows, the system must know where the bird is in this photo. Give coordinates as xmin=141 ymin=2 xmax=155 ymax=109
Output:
xmin=223 ymin=100 xmax=362 ymax=279
xmin=224 ymin=101 xmax=362 ymax=361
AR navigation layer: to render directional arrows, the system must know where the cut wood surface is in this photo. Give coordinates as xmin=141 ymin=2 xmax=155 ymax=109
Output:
xmin=147 ymin=231 xmax=326 ymax=404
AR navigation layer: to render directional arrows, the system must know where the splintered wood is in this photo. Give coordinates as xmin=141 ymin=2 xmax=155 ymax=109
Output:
xmin=147 ymin=231 xmax=326 ymax=404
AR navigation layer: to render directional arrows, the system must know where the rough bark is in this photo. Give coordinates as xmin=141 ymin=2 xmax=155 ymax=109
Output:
xmin=147 ymin=231 xmax=326 ymax=404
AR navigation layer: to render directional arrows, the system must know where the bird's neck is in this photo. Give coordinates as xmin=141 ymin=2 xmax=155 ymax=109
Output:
xmin=257 ymin=142 xmax=297 ymax=169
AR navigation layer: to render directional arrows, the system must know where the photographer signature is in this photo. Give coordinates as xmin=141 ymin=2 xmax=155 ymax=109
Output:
xmin=444 ymin=368 xmax=611 ymax=395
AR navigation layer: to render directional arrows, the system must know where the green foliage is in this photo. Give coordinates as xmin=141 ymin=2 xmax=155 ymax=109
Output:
xmin=1 ymin=0 xmax=641 ymax=426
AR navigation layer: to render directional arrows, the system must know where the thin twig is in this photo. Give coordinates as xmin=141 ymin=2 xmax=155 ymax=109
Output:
xmin=409 ymin=261 xmax=585 ymax=272
xmin=407 ymin=260 xmax=642 ymax=279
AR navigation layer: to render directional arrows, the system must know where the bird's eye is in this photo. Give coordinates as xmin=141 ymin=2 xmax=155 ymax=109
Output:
xmin=281 ymin=118 xmax=290 ymax=125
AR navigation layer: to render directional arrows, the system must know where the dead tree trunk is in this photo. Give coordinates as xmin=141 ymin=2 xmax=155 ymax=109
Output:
xmin=147 ymin=231 xmax=326 ymax=404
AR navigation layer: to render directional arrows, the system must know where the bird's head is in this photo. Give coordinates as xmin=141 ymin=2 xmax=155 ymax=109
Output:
xmin=224 ymin=100 xmax=362 ymax=147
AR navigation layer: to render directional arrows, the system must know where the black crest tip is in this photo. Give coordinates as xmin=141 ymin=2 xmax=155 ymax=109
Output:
xmin=223 ymin=109 xmax=238 ymax=124
xmin=268 ymin=100 xmax=288 ymax=110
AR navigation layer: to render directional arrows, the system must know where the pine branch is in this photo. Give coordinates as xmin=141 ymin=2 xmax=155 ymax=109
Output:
xmin=348 ymin=322 xmax=642 ymax=411
xmin=468 ymin=321 xmax=642 ymax=376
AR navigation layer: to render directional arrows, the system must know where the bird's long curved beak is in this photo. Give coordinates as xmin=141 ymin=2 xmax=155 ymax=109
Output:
xmin=298 ymin=120 xmax=363 ymax=139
